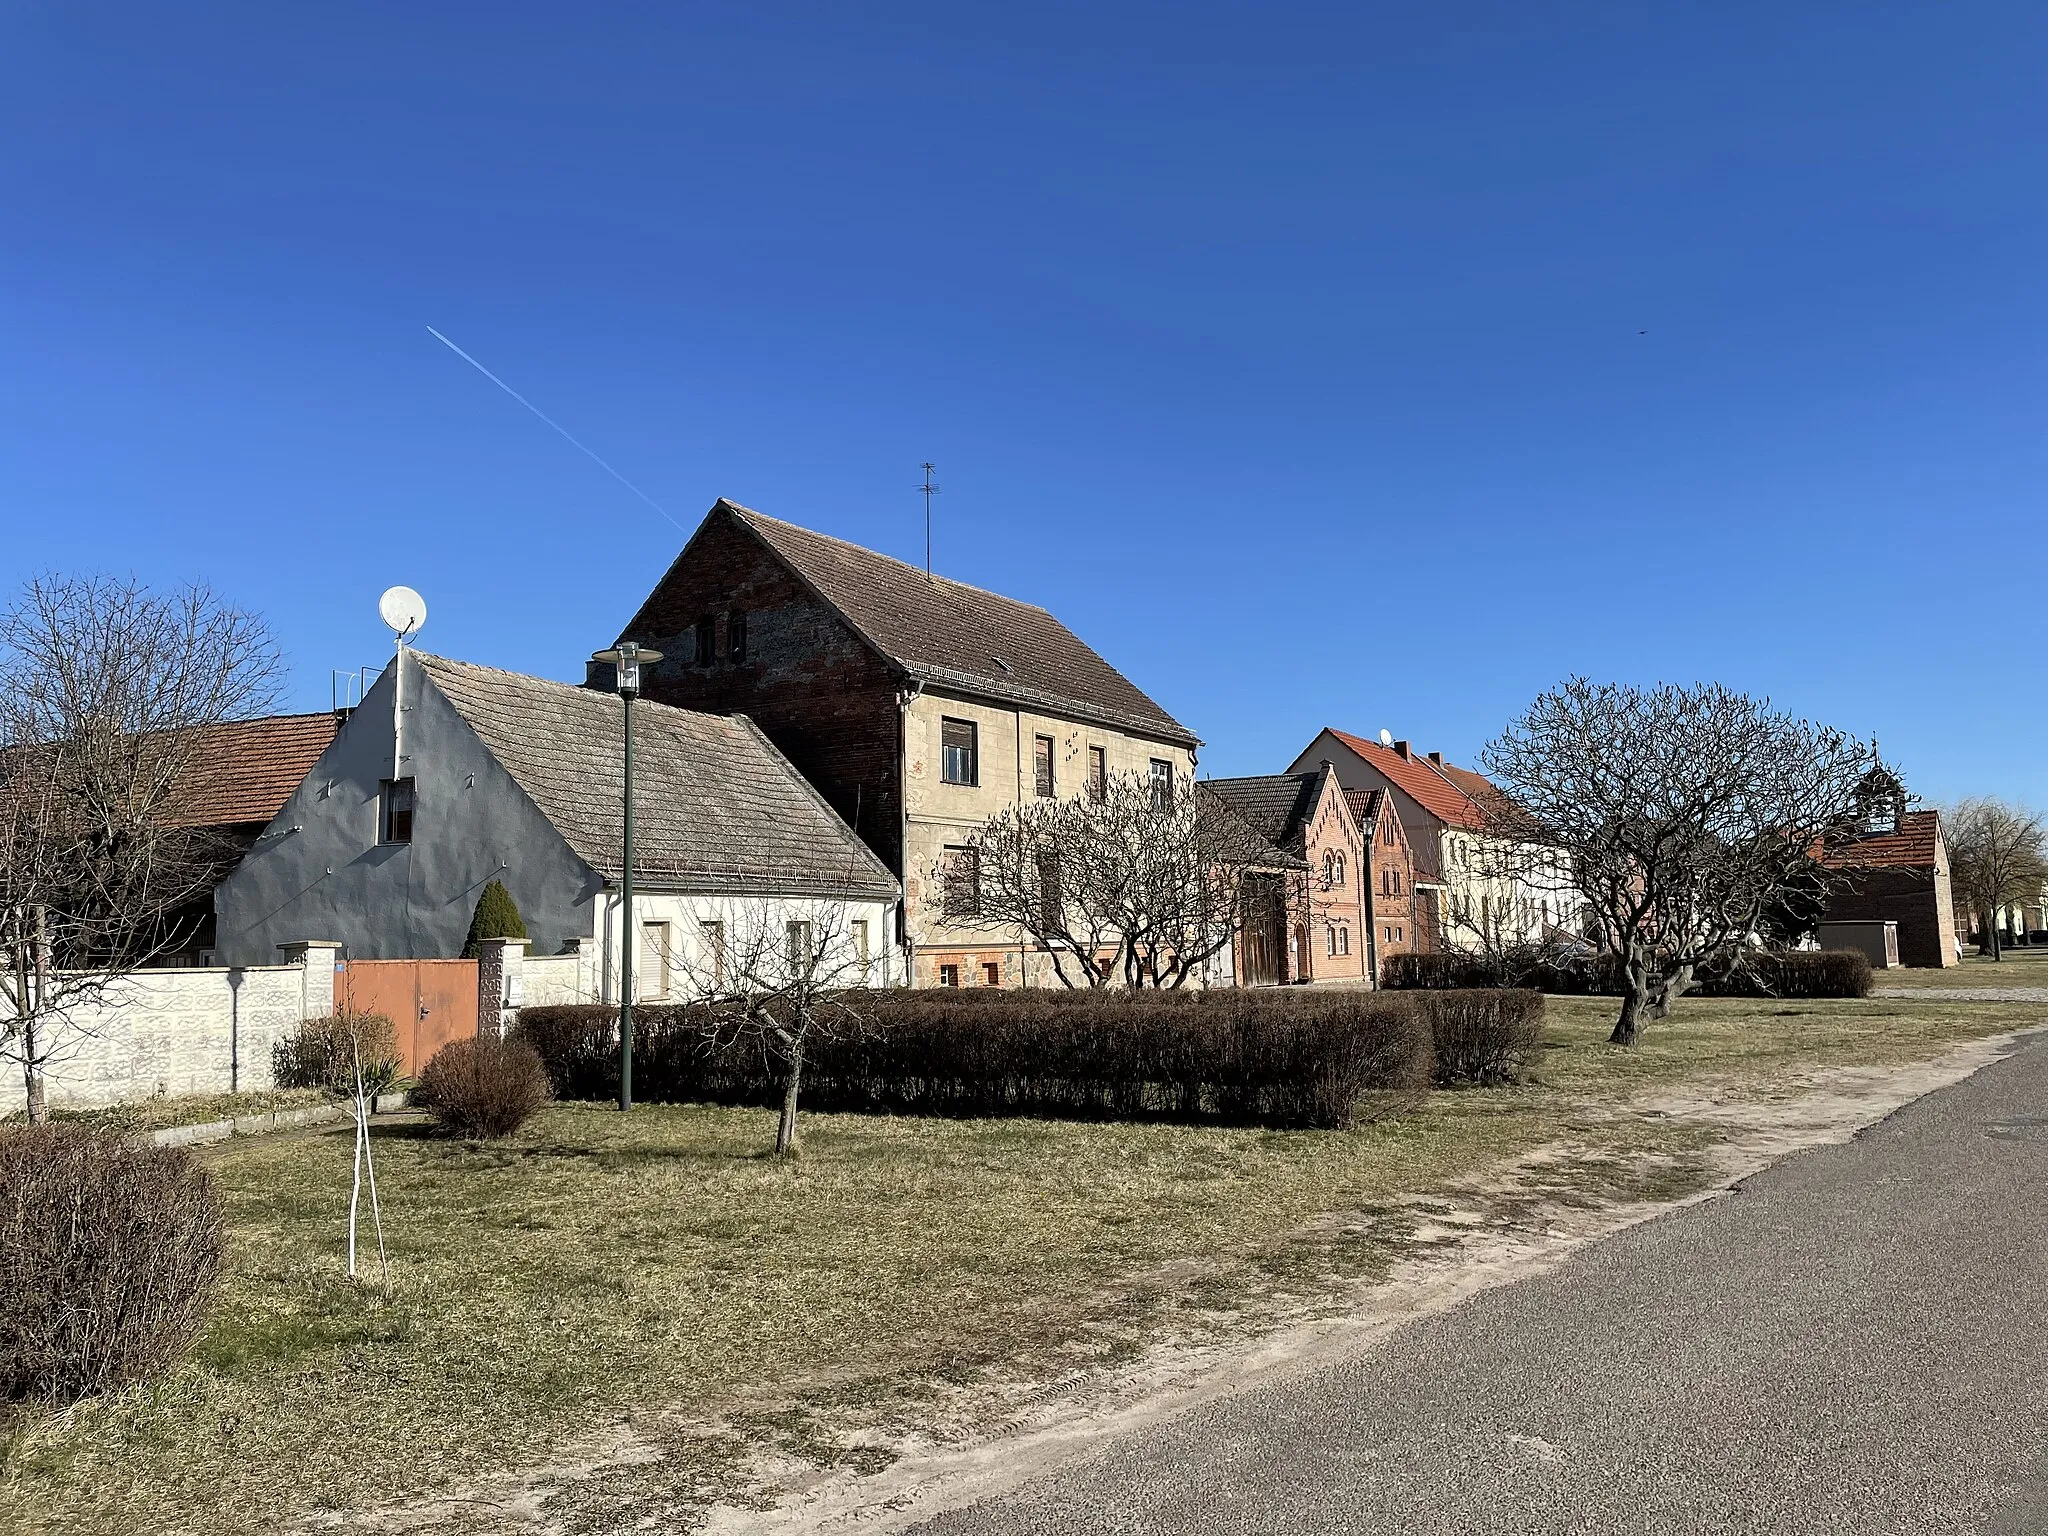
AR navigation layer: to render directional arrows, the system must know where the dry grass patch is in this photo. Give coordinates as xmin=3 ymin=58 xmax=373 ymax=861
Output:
xmin=1 ymin=991 xmax=2039 ymax=1535
xmin=1868 ymin=947 xmax=2048 ymax=989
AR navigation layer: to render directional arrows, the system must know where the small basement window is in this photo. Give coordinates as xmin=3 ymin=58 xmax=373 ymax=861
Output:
xmin=942 ymin=717 xmax=979 ymax=786
xmin=982 ymin=961 xmax=1001 ymax=986
xmin=938 ymin=963 xmax=960 ymax=988
xmin=380 ymin=778 xmax=415 ymax=844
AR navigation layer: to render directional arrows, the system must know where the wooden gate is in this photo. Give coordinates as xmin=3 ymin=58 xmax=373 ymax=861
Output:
xmin=1238 ymin=874 xmax=1288 ymax=986
xmin=336 ymin=959 xmax=479 ymax=1075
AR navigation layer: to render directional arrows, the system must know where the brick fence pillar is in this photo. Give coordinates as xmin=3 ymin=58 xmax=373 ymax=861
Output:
xmin=276 ymin=941 xmax=343 ymax=1020
xmin=476 ymin=939 xmax=526 ymax=1039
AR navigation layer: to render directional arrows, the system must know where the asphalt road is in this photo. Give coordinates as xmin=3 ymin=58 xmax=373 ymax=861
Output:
xmin=916 ymin=1030 xmax=2048 ymax=1535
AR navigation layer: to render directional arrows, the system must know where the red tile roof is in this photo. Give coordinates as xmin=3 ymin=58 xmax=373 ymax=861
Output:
xmin=1327 ymin=729 xmax=1488 ymax=829
xmin=1824 ymin=810 xmax=1943 ymax=871
xmin=169 ymin=712 xmax=344 ymax=828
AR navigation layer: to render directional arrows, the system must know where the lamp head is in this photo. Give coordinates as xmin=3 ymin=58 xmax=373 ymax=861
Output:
xmin=591 ymin=640 xmax=663 ymax=698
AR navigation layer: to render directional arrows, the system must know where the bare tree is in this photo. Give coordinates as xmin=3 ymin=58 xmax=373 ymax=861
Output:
xmin=676 ymin=898 xmax=873 ymax=1154
xmin=1945 ymin=798 xmax=2048 ymax=960
xmin=1479 ymin=679 xmax=1882 ymax=1045
xmin=936 ymin=770 xmax=1290 ymax=988
xmin=0 ymin=576 xmax=281 ymax=1120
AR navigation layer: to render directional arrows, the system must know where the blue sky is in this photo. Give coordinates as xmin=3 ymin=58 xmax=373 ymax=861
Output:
xmin=3 ymin=4 xmax=2042 ymax=802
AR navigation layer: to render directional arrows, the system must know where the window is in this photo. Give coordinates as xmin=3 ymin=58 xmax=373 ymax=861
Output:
xmin=1034 ymin=734 xmax=1055 ymax=798
xmin=695 ymin=615 xmax=716 ymax=667
xmin=1037 ymin=849 xmax=1064 ymax=933
xmin=1382 ymin=820 xmax=1395 ymax=846
xmin=640 ymin=921 xmax=671 ymax=999
xmin=941 ymin=717 xmax=978 ymax=785
xmin=982 ymin=961 xmax=1001 ymax=986
xmin=1329 ymin=924 xmax=1348 ymax=957
xmin=727 ymin=609 xmax=747 ymax=663
xmin=1087 ymin=745 xmax=1107 ymax=803
xmin=938 ymin=963 xmax=960 ymax=987
xmin=380 ymin=778 xmax=415 ymax=843
xmin=1326 ymin=925 xmax=1337 ymax=958
xmin=943 ymin=844 xmax=981 ymax=917
xmin=851 ymin=919 xmax=870 ymax=981
xmin=1149 ymin=758 xmax=1174 ymax=809
xmin=1325 ymin=850 xmax=1345 ymax=887
xmin=699 ymin=920 xmax=726 ymax=987
xmin=1392 ymin=870 xmax=1402 ymax=896
xmin=786 ymin=920 xmax=813 ymax=972
xmin=1381 ymin=868 xmax=1392 ymax=897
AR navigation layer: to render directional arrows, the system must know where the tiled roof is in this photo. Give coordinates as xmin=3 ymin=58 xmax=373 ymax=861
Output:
xmin=1824 ymin=810 xmax=1943 ymax=871
xmin=170 ymin=713 xmax=345 ymax=828
xmin=703 ymin=502 xmax=1198 ymax=747
xmin=1202 ymin=773 xmax=1320 ymax=858
xmin=416 ymin=654 xmax=899 ymax=900
xmin=1342 ymin=786 xmax=1383 ymax=833
xmin=1326 ymin=729 xmax=1488 ymax=830
xmin=1193 ymin=783 xmax=1310 ymax=871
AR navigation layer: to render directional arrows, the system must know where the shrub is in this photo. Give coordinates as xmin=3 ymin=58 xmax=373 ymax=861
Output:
xmin=519 ymin=988 xmax=1438 ymax=1129
xmin=461 ymin=879 xmax=529 ymax=959
xmin=272 ymin=1012 xmax=403 ymax=1095
xmin=416 ymin=1035 xmax=553 ymax=1138
xmin=1420 ymin=990 xmax=1545 ymax=1086
xmin=1383 ymin=948 xmax=1871 ymax=1000
xmin=0 ymin=1125 xmax=225 ymax=1404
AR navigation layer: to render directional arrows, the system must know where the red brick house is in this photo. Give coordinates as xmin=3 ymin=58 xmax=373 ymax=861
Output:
xmin=1205 ymin=764 xmax=1366 ymax=983
xmin=1822 ymin=798 xmax=1959 ymax=969
xmin=1347 ymin=786 xmax=1422 ymax=973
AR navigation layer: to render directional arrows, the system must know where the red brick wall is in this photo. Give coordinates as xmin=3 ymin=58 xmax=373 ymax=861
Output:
xmin=1364 ymin=806 xmax=1420 ymax=967
xmin=1302 ymin=785 xmax=1367 ymax=982
xmin=624 ymin=511 xmax=908 ymax=875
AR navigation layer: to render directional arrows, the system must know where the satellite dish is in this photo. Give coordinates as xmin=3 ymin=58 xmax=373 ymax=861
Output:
xmin=378 ymin=586 xmax=428 ymax=640
xmin=1379 ymin=728 xmax=1395 ymax=748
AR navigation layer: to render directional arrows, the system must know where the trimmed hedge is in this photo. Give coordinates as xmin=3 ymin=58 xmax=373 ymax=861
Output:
xmin=1381 ymin=947 xmax=1873 ymax=1000
xmin=518 ymin=988 xmax=1446 ymax=1130
xmin=1418 ymin=990 xmax=1544 ymax=1086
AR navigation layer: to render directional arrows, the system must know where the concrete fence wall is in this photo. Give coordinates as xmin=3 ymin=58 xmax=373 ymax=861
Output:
xmin=3 ymin=953 xmax=335 ymax=1117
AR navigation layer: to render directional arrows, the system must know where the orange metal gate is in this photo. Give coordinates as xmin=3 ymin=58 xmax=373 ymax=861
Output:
xmin=335 ymin=959 xmax=479 ymax=1076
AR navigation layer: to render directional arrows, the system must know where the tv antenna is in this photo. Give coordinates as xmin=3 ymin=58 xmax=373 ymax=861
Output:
xmin=379 ymin=586 xmax=428 ymax=643
xmin=917 ymin=462 xmax=939 ymax=575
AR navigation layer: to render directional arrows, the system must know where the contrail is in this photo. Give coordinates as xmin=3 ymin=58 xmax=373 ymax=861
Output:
xmin=425 ymin=326 xmax=686 ymax=533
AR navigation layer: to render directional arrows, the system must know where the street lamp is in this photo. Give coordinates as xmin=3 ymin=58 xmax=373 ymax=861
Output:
xmin=591 ymin=640 xmax=663 ymax=1111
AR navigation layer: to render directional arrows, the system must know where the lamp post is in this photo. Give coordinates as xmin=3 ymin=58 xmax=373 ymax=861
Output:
xmin=591 ymin=640 xmax=662 ymax=1111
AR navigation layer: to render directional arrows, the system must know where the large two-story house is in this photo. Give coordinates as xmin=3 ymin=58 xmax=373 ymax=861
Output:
xmin=605 ymin=499 xmax=1202 ymax=987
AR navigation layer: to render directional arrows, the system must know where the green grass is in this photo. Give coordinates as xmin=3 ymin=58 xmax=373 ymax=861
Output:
xmin=3 ymin=992 xmax=2041 ymax=1535
xmin=1867 ymin=944 xmax=2048 ymax=988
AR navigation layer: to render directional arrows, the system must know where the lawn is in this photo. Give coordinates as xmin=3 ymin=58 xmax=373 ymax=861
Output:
xmin=2 ymin=992 xmax=2041 ymax=1535
xmin=1868 ymin=945 xmax=2048 ymax=989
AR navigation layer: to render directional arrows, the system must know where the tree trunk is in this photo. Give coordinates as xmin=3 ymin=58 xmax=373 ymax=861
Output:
xmin=774 ymin=1050 xmax=802 ymax=1155
xmin=1987 ymin=905 xmax=2003 ymax=961
xmin=1641 ymin=963 xmax=1695 ymax=1024
xmin=24 ymin=1063 xmax=47 ymax=1125
xmin=1611 ymin=985 xmax=1645 ymax=1046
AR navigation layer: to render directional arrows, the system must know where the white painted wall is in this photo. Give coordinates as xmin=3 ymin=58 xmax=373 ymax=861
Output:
xmin=589 ymin=891 xmax=901 ymax=1002
xmin=2 ymin=962 xmax=320 ymax=1116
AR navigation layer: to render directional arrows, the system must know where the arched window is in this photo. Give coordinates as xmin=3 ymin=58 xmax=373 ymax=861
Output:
xmin=1332 ymin=851 xmax=1345 ymax=887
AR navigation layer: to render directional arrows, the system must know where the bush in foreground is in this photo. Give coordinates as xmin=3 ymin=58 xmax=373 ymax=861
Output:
xmin=273 ymin=1011 xmax=403 ymax=1096
xmin=1419 ymin=990 xmax=1545 ymax=1086
xmin=519 ymin=988 xmax=1445 ymax=1129
xmin=0 ymin=1124 xmax=225 ymax=1404
xmin=416 ymin=1035 xmax=552 ymax=1138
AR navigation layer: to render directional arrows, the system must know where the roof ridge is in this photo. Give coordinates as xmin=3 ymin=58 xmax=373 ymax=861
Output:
xmin=726 ymin=501 xmax=1056 ymax=615
xmin=414 ymin=651 xmax=735 ymax=728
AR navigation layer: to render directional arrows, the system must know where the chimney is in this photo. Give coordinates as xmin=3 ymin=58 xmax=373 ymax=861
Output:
xmin=1427 ymin=751 xmax=1443 ymax=766
xmin=1394 ymin=740 xmax=1410 ymax=759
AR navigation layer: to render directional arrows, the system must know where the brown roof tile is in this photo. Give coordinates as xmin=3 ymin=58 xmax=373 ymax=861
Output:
xmin=691 ymin=502 xmax=1198 ymax=746
xmin=170 ymin=713 xmax=345 ymax=828
xmin=1824 ymin=810 xmax=1943 ymax=871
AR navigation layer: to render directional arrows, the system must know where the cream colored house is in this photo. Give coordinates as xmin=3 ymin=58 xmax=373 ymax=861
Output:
xmin=610 ymin=499 xmax=1200 ymax=988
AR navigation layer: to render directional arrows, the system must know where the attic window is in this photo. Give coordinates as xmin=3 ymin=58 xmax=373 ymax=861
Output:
xmin=728 ymin=609 xmax=747 ymax=663
xmin=695 ymin=616 xmax=716 ymax=667
xmin=380 ymin=778 xmax=415 ymax=844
